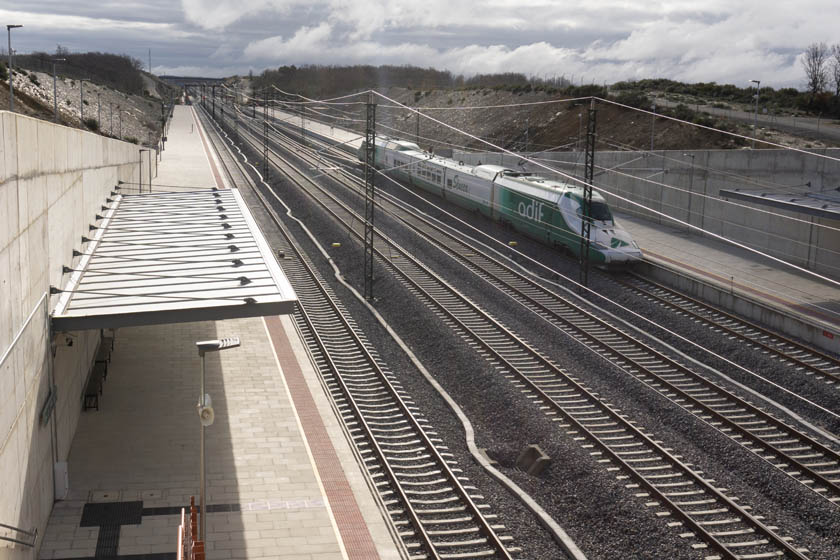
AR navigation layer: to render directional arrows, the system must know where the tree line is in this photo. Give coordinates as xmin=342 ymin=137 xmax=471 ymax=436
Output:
xmin=251 ymin=64 xmax=581 ymax=99
xmin=13 ymin=47 xmax=146 ymax=96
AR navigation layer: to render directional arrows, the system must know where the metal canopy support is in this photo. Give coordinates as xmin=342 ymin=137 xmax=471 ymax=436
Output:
xmin=363 ymin=92 xmax=377 ymax=301
xmin=51 ymin=189 xmax=296 ymax=331
xmin=578 ymin=98 xmax=597 ymax=293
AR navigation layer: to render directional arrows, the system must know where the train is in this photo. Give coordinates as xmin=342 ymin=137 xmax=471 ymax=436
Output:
xmin=358 ymin=137 xmax=642 ymax=265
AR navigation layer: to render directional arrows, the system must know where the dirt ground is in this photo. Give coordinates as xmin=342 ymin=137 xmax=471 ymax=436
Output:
xmin=308 ymin=87 xmax=831 ymax=154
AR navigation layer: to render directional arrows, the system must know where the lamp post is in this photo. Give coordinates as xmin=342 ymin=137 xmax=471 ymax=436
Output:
xmin=97 ymin=92 xmax=101 ymax=130
xmin=577 ymin=112 xmax=583 ymax=152
xmin=7 ymin=24 xmax=23 ymax=112
xmin=750 ymin=79 xmax=760 ymax=149
xmin=195 ymin=337 xmax=240 ymax=542
xmin=51 ymin=57 xmax=65 ymax=123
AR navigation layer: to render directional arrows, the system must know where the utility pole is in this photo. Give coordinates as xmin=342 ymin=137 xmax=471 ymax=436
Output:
xmin=302 ymin=104 xmax=306 ymax=147
xmin=212 ymin=84 xmax=216 ymax=118
xmin=524 ymin=114 xmax=529 ymax=153
xmin=148 ymin=48 xmax=151 ymax=75
xmin=750 ymin=79 xmax=760 ymax=149
xmin=80 ymin=79 xmax=85 ymax=122
xmin=415 ymin=108 xmax=420 ymax=144
xmin=109 ymin=103 xmax=113 ymax=135
xmin=52 ymin=57 xmax=65 ymax=123
xmin=263 ymin=88 xmax=269 ymax=181
xmin=683 ymin=153 xmax=696 ymax=230
xmin=578 ymin=99 xmax=597 ymax=293
xmin=7 ymin=24 xmax=23 ymax=112
xmin=97 ymin=93 xmax=101 ymax=129
xmin=363 ymin=91 xmax=377 ymax=301
xmin=650 ymin=100 xmax=656 ymax=152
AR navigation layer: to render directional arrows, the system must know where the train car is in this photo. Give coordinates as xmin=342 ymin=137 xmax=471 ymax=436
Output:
xmin=359 ymin=137 xmax=642 ymax=265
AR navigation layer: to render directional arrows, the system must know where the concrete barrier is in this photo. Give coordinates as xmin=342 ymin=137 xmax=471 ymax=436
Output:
xmin=0 ymin=111 xmax=157 ymax=559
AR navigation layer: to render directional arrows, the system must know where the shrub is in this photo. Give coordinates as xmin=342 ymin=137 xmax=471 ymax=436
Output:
xmin=613 ymin=91 xmax=651 ymax=110
xmin=83 ymin=99 xmax=89 ymax=105
xmin=83 ymin=118 xmax=99 ymax=131
xmin=0 ymin=62 xmax=7 ymax=81
xmin=125 ymin=136 xmax=139 ymax=144
xmin=28 ymin=73 xmax=40 ymax=86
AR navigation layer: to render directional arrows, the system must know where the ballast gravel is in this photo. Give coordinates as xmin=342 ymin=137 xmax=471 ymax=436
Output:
xmin=227 ymin=119 xmax=840 ymax=559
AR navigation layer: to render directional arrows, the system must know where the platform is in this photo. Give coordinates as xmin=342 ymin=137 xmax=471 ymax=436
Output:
xmin=38 ymin=104 xmax=401 ymax=560
xmin=620 ymin=213 xmax=840 ymax=331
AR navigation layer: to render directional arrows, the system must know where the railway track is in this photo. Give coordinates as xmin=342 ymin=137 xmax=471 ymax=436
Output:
xmin=273 ymin=110 xmax=840 ymax=502
xmin=255 ymin=108 xmax=840 ymax=506
xmin=220 ymin=102 xmax=817 ymax=559
xmin=614 ymin=273 xmax=840 ymax=387
xmin=196 ymin=103 xmax=520 ymax=560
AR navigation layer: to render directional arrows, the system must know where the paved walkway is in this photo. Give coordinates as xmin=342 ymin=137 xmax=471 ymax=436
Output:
xmin=37 ymin=101 xmax=401 ymax=560
xmin=153 ymin=105 xmax=224 ymax=191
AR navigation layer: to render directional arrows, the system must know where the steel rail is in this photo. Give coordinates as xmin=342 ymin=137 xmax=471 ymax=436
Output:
xmin=197 ymin=101 xmax=517 ymax=559
xmin=227 ymin=105 xmax=810 ymax=559
xmin=269 ymin=117 xmax=840 ymax=506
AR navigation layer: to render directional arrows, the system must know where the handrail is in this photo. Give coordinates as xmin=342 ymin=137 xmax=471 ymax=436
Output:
xmin=0 ymin=292 xmax=47 ymax=370
xmin=0 ymin=521 xmax=37 ymax=547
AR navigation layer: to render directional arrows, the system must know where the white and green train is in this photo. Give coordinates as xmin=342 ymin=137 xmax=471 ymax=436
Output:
xmin=359 ymin=137 xmax=642 ymax=265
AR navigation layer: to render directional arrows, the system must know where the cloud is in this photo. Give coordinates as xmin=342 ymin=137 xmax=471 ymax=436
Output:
xmin=14 ymin=1 xmax=840 ymax=87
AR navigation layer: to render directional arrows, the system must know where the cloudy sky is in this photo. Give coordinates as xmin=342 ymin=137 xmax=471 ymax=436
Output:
xmin=2 ymin=1 xmax=836 ymax=88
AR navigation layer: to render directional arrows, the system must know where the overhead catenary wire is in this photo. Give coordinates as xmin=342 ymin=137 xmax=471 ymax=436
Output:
xmin=373 ymin=90 xmax=840 ymax=290
xmin=289 ymin=123 xmax=840 ymax=428
xmin=212 ymin=90 xmax=840 ymax=431
xmin=267 ymin=95 xmax=840 ymax=271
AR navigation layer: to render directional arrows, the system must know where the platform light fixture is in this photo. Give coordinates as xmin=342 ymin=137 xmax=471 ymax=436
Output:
xmin=7 ymin=24 xmax=23 ymax=112
xmin=194 ymin=337 xmax=240 ymax=542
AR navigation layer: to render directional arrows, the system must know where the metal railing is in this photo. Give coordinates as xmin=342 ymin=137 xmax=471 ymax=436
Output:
xmin=0 ymin=522 xmax=37 ymax=548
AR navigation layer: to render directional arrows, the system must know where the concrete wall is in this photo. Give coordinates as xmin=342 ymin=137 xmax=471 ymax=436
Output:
xmin=454 ymin=148 xmax=840 ymax=278
xmin=0 ymin=111 xmax=157 ymax=558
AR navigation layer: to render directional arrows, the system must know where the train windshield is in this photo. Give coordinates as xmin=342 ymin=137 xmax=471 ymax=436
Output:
xmin=590 ymin=201 xmax=613 ymax=222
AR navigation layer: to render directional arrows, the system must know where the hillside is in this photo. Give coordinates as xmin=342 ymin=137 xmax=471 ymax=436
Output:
xmin=284 ymin=86 xmax=758 ymax=154
xmin=1 ymin=67 xmax=174 ymax=146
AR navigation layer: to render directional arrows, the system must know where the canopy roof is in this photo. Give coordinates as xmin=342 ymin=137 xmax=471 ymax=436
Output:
xmin=51 ymin=189 xmax=296 ymax=331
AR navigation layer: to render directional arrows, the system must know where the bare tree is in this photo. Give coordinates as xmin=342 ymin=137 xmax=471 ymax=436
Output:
xmin=831 ymin=43 xmax=840 ymax=97
xmin=802 ymin=42 xmax=828 ymax=99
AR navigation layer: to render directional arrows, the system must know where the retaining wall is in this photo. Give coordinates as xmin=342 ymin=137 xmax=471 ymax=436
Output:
xmin=0 ymin=111 xmax=157 ymax=558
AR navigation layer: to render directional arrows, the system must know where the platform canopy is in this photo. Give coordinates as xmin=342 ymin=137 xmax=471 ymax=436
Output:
xmin=51 ymin=189 xmax=297 ymax=331
xmin=720 ymin=187 xmax=840 ymax=220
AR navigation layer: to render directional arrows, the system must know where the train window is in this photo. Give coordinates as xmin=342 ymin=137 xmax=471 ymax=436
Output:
xmin=590 ymin=201 xmax=613 ymax=221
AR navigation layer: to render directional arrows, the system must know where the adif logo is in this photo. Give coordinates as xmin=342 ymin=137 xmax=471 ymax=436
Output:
xmin=517 ymin=200 xmax=545 ymax=222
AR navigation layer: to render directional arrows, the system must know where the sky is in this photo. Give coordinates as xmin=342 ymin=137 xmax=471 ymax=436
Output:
xmin=1 ymin=1 xmax=837 ymax=89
